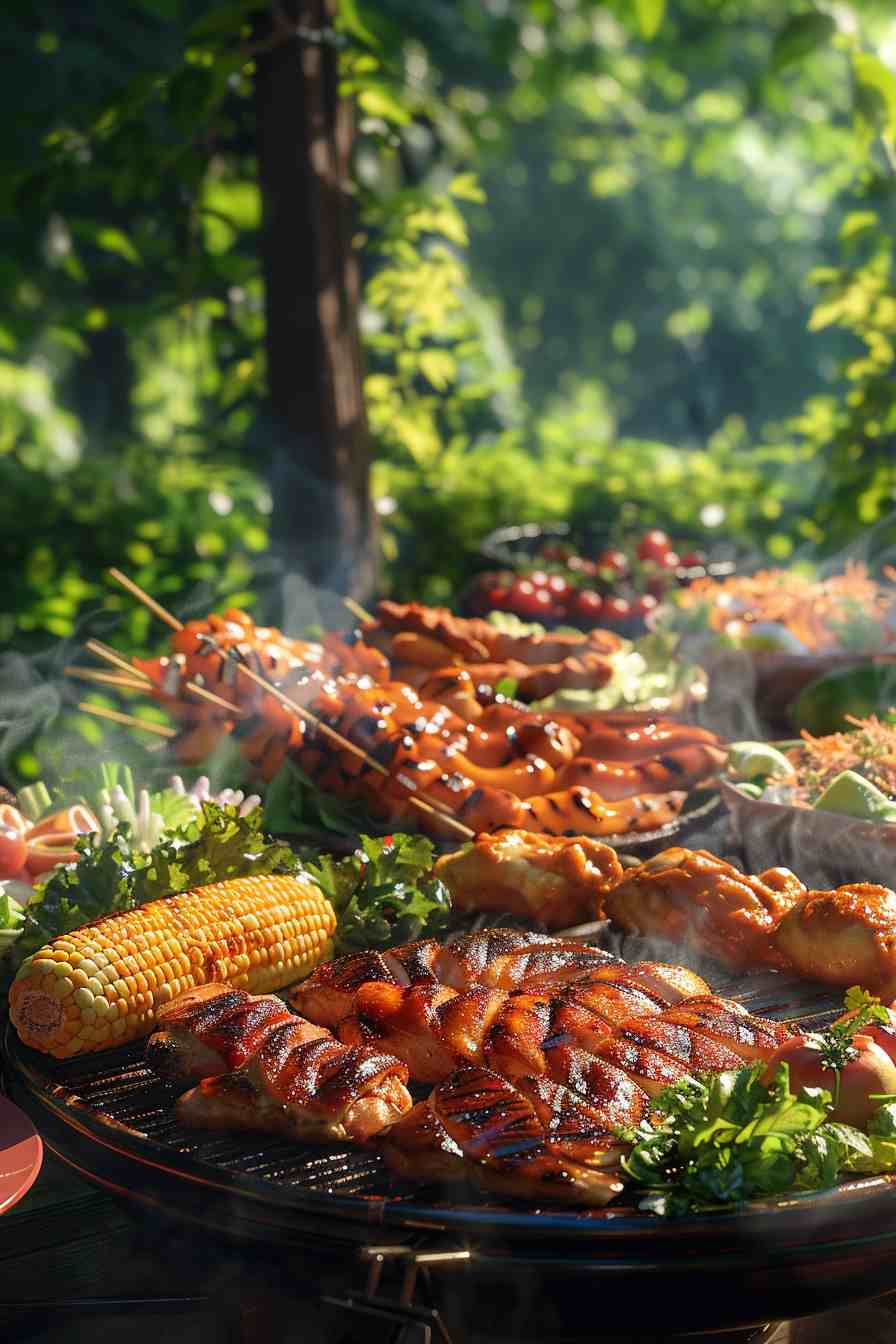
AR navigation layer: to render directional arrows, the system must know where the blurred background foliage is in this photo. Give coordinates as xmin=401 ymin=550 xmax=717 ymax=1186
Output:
xmin=3 ymin=0 xmax=896 ymax=646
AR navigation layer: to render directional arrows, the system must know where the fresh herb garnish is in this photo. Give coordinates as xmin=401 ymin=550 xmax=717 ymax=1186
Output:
xmin=262 ymin=759 xmax=376 ymax=840
xmin=803 ymin=986 xmax=891 ymax=1074
xmin=619 ymin=988 xmax=896 ymax=1216
xmin=11 ymin=802 xmax=301 ymax=972
xmin=305 ymin=833 xmax=451 ymax=954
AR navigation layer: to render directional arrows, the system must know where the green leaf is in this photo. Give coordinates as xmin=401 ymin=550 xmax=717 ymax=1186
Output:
xmin=853 ymin=53 xmax=896 ymax=139
xmin=771 ymin=13 xmax=836 ymax=72
xmin=358 ymin=86 xmax=410 ymax=125
xmin=839 ymin=211 xmax=879 ymax=245
xmin=338 ymin=0 xmax=378 ymax=49
xmin=449 ymin=173 xmax=486 ymax=204
xmin=95 ymin=227 xmax=141 ymax=265
xmin=305 ymin=832 xmax=452 ymax=954
xmin=419 ymin=349 xmax=457 ymax=391
xmin=634 ymin=0 xmax=665 ymax=40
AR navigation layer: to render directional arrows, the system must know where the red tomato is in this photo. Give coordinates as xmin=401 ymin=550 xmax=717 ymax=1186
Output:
xmin=0 ymin=825 xmax=28 ymax=879
xmin=679 ymin=549 xmax=706 ymax=568
xmin=547 ymin=574 xmax=571 ymax=600
xmin=486 ymin=585 xmax=512 ymax=611
xmin=595 ymin=548 xmax=629 ymax=576
xmin=512 ymin=579 xmax=553 ymax=619
xmin=637 ymin=530 xmax=672 ymax=562
xmin=568 ymin=556 xmax=599 ymax=577
xmin=631 ymin=593 xmax=659 ymax=621
xmin=572 ymin=590 xmax=604 ymax=624
xmin=659 ymin=550 xmax=681 ymax=572
xmin=763 ymin=1036 xmax=896 ymax=1129
xmin=601 ymin=596 xmax=632 ymax=625
xmin=527 ymin=570 xmax=550 ymax=589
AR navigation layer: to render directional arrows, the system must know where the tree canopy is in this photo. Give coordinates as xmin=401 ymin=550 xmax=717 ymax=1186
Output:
xmin=3 ymin=0 xmax=896 ymax=670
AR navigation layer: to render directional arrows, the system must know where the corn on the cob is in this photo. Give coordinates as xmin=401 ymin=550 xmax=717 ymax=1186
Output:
xmin=9 ymin=874 xmax=336 ymax=1059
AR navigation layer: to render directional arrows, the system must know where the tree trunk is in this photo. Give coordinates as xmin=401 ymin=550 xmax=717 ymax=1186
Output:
xmin=254 ymin=0 xmax=375 ymax=617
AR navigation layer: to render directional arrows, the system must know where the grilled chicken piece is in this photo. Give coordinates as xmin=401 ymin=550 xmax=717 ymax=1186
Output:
xmin=659 ymin=996 xmax=790 ymax=1061
xmin=591 ymin=1015 xmax=745 ymax=1098
xmin=603 ymin=847 xmax=806 ymax=969
xmin=338 ymin=964 xmax=712 ymax=1098
xmin=380 ymin=1067 xmax=625 ymax=1207
xmin=288 ymin=928 xmax=622 ymax=1026
xmin=774 ymin=884 xmax=896 ymax=998
xmin=176 ymin=1018 xmax=412 ymax=1143
xmin=433 ymin=830 xmax=623 ymax=929
xmin=433 ymin=1066 xmax=625 ymax=1206
xmin=377 ymin=1098 xmax=467 ymax=1183
xmin=146 ymin=984 xmax=299 ymax=1085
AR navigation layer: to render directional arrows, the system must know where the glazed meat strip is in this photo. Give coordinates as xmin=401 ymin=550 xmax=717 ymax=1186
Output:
xmin=370 ymin=600 xmax=621 ymax=665
xmin=604 ymin=848 xmax=807 ymax=969
xmin=175 ymin=1017 xmax=412 ymax=1143
xmin=334 ymin=960 xmax=711 ymax=1092
xmin=433 ymin=830 xmax=624 ymax=928
xmin=379 ymin=1066 xmax=626 ymax=1208
xmin=288 ymin=927 xmax=623 ymax=1027
xmin=146 ymin=984 xmax=301 ymax=1085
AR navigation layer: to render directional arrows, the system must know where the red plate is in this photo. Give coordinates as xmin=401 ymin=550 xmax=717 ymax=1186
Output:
xmin=0 ymin=1094 xmax=43 ymax=1213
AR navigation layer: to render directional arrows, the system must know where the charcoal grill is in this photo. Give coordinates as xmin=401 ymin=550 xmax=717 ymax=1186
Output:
xmin=9 ymin=939 xmax=896 ymax=1339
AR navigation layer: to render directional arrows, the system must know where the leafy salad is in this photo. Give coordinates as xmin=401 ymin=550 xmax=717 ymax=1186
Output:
xmin=620 ymin=989 xmax=896 ymax=1216
xmin=1 ymin=759 xmax=454 ymax=983
xmin=484 ymin=612 xmax=706 ymax=713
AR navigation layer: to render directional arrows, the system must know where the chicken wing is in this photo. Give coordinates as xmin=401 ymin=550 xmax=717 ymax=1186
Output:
xmin=433 ymin=829 xmax=624 ymax=928
xmin=603 ymin=847 xmax=806 ymax=969
xmin=773 ymin=883 xmax=896 ymax=998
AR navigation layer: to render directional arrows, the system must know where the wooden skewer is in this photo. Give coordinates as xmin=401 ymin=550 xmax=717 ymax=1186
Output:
xmin=343 ymin=596 xmax=374 ymax=625
xmin=223 ymin=653 xmax=474 ymax=839
xmin=77 ymin=701 xmax=177 ymax=738
xmin=107 ymin=568 xmax=184 ymax=632
xmin=185 ymin=681 xmax=244 ymax=714
xmin=107 ymin=568 xmax=474 ymax=840
xmin=65 ymin=666 xmax=148 ymax=692
xmin=85 ymin=639 xmax=152 ymax=684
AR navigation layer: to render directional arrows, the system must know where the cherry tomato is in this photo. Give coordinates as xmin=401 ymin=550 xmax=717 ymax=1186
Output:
xmin=527 ymin=570 xmax=550 ymax=589
xmin=512 ymin=579 xmax=553 ymax=619
xmin=0 ymin=825 xmax=28 ymax=879
xmin=572 ymin=590 xmax=604 ymax=624
xmin=601 ymin=596 xmax=632 ymax=625
xmin=595 ymin=548 xmax=629 ymax=577
xmin=547 ymin=574 xmax=571 ymax=600
xmin=484 ymin=585 xmax=511 ymax=611
xmin=636 ymin=530 xmax=672 ymax=563
xmin=679 ymin=549 xmax=706 ymax=568
xmin=568 ymin=555 xmax=598 ymax=577
xmin=631 ymin=593 xmax=659 ymax=621
xmin=659 ymin=550 xmax=681 ymax=572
